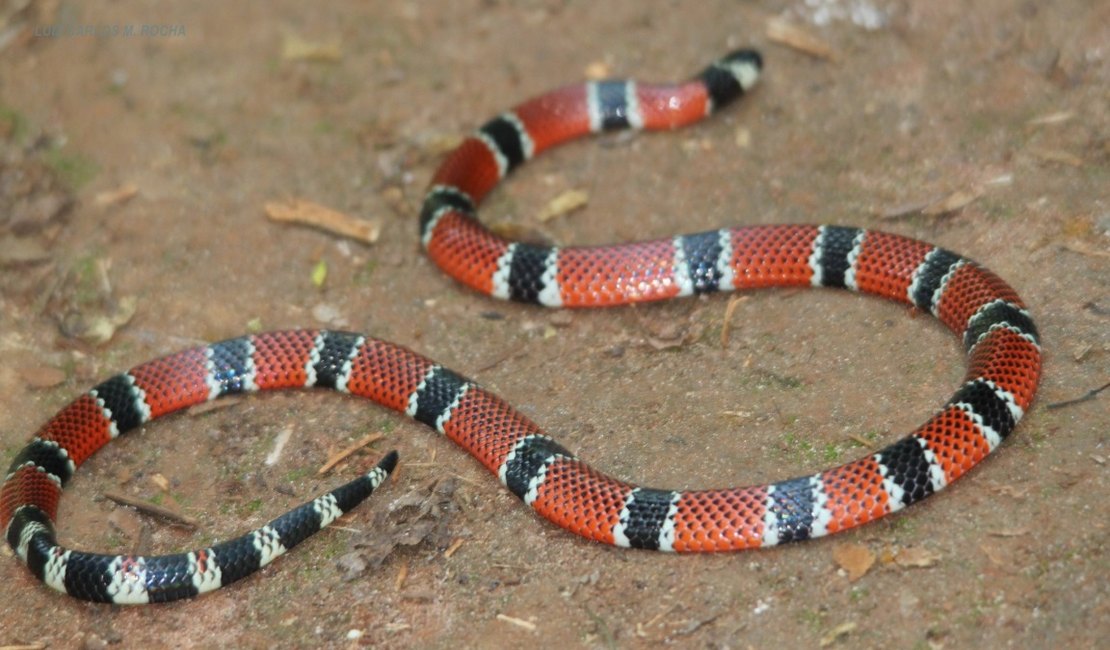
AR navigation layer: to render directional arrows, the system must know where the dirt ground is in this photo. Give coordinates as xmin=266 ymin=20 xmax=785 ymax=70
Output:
xmin=1 ymin=1 xmax=1107 ymax=648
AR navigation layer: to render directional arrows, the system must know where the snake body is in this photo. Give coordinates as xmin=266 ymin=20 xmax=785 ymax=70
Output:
xmin=1 ymin=50 xmax=1042 ymax=603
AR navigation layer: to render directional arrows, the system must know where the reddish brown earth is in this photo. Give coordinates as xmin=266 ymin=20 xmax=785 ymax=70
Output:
xmin=0 ymin=1 xmax=1106 ymax=648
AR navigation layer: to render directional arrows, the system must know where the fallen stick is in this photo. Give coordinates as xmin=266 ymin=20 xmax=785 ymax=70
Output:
xmin=264 ymin=199 xmax=381 ymax=244
xmin=1046 ymin=381 xmax=1110 ymax=410
xmin=496 ymin=614 xmax=537 ymax=632
xmin=103 ymin=491 xmax=198 ymax=529
xmin=720 ymin=295 xmax=749 ymax=348
xmin=317 ymin=432 xmax=385 ymax=475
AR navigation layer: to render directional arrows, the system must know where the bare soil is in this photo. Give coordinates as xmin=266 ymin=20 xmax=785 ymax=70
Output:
xmin=1 ymin=1 xmax=1107 ymax=648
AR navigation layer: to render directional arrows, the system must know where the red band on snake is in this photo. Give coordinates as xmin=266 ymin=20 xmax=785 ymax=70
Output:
xmin=2 ymin=50 xmax=1042 ymax=603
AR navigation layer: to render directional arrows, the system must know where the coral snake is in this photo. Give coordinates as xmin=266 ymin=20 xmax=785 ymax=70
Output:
xmin=1 ymin=49 xmax=1042 ymax=603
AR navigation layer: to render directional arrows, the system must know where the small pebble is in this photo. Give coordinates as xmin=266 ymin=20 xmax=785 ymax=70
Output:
xmin=311 ymin=303 xmax=349 ymax=327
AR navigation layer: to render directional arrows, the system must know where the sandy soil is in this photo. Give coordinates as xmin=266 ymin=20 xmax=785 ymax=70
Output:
xmin=1 ymin=1 xmax=1107 ymax=648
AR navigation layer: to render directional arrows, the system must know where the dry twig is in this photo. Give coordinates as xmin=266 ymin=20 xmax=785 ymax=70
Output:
xmin=721 ymin=295 xmax=749 ymax=348
xmin=496 ymin=614 xmax=537 ymax=632
xmin=103 ymin=491 xmax=198 ymax=529
xmin=394 ymin=561 xmax=409 ymax=591
xmin=444 ymin=537 xmax=466 ymax=558
xmin=1046 ymin=381 xmax=1110 ymax=410
xmin=317 ymin=432 xmax=385 ymax=475
xmin=264 ymin=199 xmax=381 ymax=244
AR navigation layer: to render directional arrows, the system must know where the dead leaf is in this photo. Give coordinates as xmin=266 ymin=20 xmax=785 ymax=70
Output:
xmin=1028 ymin=147 xmax=1083 ymax=167
xmin=487 ymin=220 xmax=553 ymax=246
xmin=1 ymin=152 xmax=74 ymax=236
xmin=922 ymin=188 xmax=981 ymax=216
xmin=989 ymin=483 xmax=1029 ymax=499
xmin=94 ymin=184 xmax=138 ymax=207
xmin=766 ymin=17 xmax=838 ymax=61
xmin=107 ymin=507 xmax=143 ymax=544
xmin=263 ymin=424 xmax=293 ymax=467
xmin=638 ymin=308 xmax=704 ymax=351
xmin=584 ymin=61 xmax=610 ymax=79
xmin=50 ymin=256 xmax=138 ymax=345
xmin=149 ymin=473 xmax=170 ymax=491
xmin=336 ymin=552 xmax=367 ymax=580
xmin=673 ymin=614 xmax=719 ymax=636
xmin=877 ymin=199 xmax=934 ymax=220
xmin=281 ymin=34 xmax=342 ymax=62
xmin=894 ymin=546 xmax=941 ymax=568
xmin=819 ymin=621 xmax=857 ymax=647
xmin=647 ymin=333 xmax=687 ymax=350
xmin=17 ymin=364 xmax=65 ymax=388
xmin=980 ymin=543 xmax=1007 ymax=566
xmin=423 ymin=133 xmax=465 ymax=157
xmin=1026 ymin=111 xmax=1074 ymax=127
xmin=380 ymin=185 xmax=410 ymax=217
xmin=832 ymin=543 xmax=875 ymax=581
xmin=1061 ymin=215 xmax=1093 ymax=237
xmin=339 ymin=476 xmax=460 ymax=579
xmin=60 ymin=295 xmax=137 ymax=346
